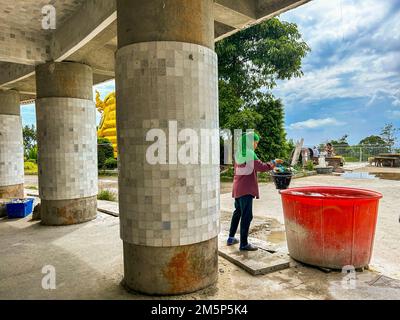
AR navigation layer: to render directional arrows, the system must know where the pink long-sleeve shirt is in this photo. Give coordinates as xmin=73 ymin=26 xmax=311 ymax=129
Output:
xmin=232 ymin=160 xmax=274 ymax=199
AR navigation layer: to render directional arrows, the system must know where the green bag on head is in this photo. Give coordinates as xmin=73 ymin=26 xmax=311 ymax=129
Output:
xmin=235 ymin=132 xmax=260 ymax=165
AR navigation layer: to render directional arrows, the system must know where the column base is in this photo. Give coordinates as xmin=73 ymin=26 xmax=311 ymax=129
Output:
xmin=122 ymin=237 xmax=218 ymax=295
xmin=40 ymin=196 xmax=97 ymax=226
xmin=0 ymin=184 xmax=24 ymax=199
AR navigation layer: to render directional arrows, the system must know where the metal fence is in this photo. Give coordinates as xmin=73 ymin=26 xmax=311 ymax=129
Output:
xmin=320 ymin=145 xmax=393 ymax=162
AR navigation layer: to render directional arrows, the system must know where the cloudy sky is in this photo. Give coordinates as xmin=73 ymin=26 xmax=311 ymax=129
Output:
xmin=21 ymin=0 xmax=400 ymax=146
xmin=276 ymin=0 xmax=400 ymax=146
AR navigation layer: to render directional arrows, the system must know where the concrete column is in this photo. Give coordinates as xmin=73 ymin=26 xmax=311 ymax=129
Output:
xmin=35 ymin=62 xmax=98 ymax=225
xmin=0 ymin=90 xmax=24 ymax=199
xmin=116 ymin=0 xmax=219 ymax=295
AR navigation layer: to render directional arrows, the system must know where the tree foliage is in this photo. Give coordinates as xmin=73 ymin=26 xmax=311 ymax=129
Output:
xmin=22 ymin=125 xmax=37 ymax=159
xmin=253 ymin=95 xmax=291 ymax=161
xmin=380 ymin=123 xmax=398 ymax=152
xmin=217 ymin=18 xmax=311 ymax=102
xmin=98 ymin=137 xmax=114 ymax=169
xmin=359 ymin=135 xmax=387 ymax=146
xmin=330 ymin=134 xmax=350 ymax=147
xmin=216 ymin=18 xmax=310 ymax=161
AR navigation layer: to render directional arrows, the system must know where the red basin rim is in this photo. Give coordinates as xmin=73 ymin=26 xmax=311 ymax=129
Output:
xmin=279 ymin=186 xmax=383 ymax=200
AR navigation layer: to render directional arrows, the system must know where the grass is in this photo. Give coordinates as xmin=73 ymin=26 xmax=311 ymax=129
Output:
xmin=344 ymin=156 xmax=359 ymax=162
xmin=97 ymin=189 xmax=117 ymax=202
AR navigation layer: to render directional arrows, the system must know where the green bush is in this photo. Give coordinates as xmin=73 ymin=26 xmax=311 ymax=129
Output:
xmin=27 ymin=146 xmax=38 ymax=161
xmin=305 ymin=160 xmax=314 ymax=171
xmin=97 ymin=189 xmax=117 ymax=202
xmin=24 ymin=161 xmax=38 ymax=175
xmin=104 ymin=157 xmax=118 ymax=169
xmin=98 ymin=138 xmax=114 ymax=169
xmin=344 ymin=156 xmax=358 ymax=163
xmin=220 ymin=166 xmax=234 ymax=178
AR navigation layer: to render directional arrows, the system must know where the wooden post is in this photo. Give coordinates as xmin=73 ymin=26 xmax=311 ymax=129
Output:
xmin=291 ymin=138 xmax=304 ymax=166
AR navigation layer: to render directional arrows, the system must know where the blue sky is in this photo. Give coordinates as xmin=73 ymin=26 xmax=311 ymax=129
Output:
xmin=21 ymin=0 xmax=400 ymax=146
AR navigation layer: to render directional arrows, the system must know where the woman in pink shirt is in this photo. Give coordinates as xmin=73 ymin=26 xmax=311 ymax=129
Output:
xmin=227 ymin=132 xmax=283 ymax=251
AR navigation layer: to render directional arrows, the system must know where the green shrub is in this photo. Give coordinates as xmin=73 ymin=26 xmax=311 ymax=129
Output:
xmin=305 ymin=160 xmax=314 ymax=171
xmin=220 ymin=166 xmax=234 ymax=178
xmin=104 ymin=157 xmax=118 ymax=169
xmin=344 ymin=156 xmax=358 ymax=163
xmin=24 ymin=161 xmax=38 ymax=175
xmin=98 ymin=138 xmax=114 ymax=169
xmin=293 ymin=163 xmax=303 ymax=172
xmin=27 ymin=146 xmax=38 ymax=161
xmin=97 ymin=189 xmax=117 ymax=202
xmin=258 ymin=172 xmax=272 ymax=182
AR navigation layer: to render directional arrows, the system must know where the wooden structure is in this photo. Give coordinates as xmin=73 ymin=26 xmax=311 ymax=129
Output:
xmin=374 ymin=154 xmax=400 ymax=167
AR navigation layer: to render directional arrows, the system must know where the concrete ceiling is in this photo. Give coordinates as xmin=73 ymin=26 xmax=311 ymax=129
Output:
xmin=0 ymin=0 xmax=83 ymax=32
xmin=0 ymin=0 xmax=310 ymax=103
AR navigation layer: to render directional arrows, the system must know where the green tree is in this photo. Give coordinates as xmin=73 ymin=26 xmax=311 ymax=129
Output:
xmin=216 ymin=18 xmax=310 ymax=161
xmin=380 ymin=123 xmax=398 ymax=152
xmin=330 ymin=134 xmax=349 ymax=147
xmin=253 ymin=95 xmax=290 ymax=161
xmin=359 ymin=135 xmax=387 ymax=145
xmin=359 ymin=135 xmax=389 ymax=159
xmin=217 ymin=18 xmax=310 ymax=101
xmin=22 ymin=125 xmax=37 ymax=158
xmin=98 ymin=137 xmax=114 ymax=169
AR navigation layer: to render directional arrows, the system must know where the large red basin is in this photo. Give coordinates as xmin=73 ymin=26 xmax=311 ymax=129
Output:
xmin=280 ymin=186 xmax=382 ymax=269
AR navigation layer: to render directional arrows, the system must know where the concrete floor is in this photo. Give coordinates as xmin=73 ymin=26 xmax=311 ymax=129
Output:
xmin=1 ymin=168 xmax=399 ymax=299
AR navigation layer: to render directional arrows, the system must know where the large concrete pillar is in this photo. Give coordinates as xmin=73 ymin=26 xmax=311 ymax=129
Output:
xmin=116 ymin=0 xmax=219 ymax=295
xmin=35 ymin=62 xmax=98 ymax=225
xmin=0 ymin=90 xmax=24 ymax=199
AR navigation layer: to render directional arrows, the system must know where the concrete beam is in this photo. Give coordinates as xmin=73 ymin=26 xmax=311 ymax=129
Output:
xmin=215 ymin=0 xmax=312 ymax=41
xmin=214 ymin=0 xmax=258 ymax=29
xmin=66 ymin=20 xmax=117 ymax=77
xmin=214 ymin=21 xmax=236 ymax=41
xmin=0 ymin=62 xmax=34 ymax=87
xmin=1 ymin=75 xmax=36 ymax=98
xmin=1 ymin=0 xmax=310 ymax=103
xmin=256 ymin=0 xmax=311 ymax=20
xmin=51 ymin=0 xmax=117 ymax=62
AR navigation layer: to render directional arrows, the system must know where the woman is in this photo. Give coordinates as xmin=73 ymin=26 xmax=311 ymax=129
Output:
xmin=227 ymin=132 xmax=283 ymax=251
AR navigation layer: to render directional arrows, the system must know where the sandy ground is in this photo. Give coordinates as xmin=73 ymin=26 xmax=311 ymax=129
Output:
xmin=2 ymin=167 xmax=398 ymax=300
xmin=220 ymin=167 xmax=400 ymax=280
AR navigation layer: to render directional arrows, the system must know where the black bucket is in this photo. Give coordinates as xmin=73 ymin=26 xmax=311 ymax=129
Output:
xmin=271 ymin=173 xmax=293 ymax=190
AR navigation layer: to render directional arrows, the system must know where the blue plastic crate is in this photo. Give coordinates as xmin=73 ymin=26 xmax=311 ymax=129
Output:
xmin=6 ymin=198 xmax=34 ymax=219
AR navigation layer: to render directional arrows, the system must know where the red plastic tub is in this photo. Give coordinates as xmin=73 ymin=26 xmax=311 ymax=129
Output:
xmin=279 ymin=186 xmax=382 ymax=269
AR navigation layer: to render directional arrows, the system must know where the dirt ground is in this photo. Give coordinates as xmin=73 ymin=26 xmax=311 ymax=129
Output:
xmin=3 ymin=166 xmax=399 ymax=300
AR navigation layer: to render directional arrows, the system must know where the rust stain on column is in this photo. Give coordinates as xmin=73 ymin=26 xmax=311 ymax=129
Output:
xmin=163 ymin=249 xmax=202 ymax=293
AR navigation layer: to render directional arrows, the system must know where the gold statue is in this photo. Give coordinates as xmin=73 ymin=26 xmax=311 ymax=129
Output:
xmin=95 ymin=90 xmax=118 ymax=158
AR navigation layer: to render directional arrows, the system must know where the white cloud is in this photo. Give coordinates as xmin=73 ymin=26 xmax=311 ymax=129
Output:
xmin=284 ymin=0 xmax=393 ymax=49
xmin=290 ymin=117 xmax=346 ymax=130
xmin=275 ymin=0 xmax=400 ymax=110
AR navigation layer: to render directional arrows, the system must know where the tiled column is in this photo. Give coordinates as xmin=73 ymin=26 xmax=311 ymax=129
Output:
xmin=0 ymin=90 xmax=24 ymax=199
xmin=35 ymin=62 xmax=98 ymax=225
xmin=116 ymin=0 xmax=219 ymax=295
